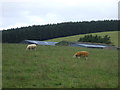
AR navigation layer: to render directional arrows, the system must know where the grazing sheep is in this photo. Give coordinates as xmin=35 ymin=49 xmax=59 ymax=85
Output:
xmin=26 ymin=44 xmax=37 ymax=50
xmin=73 ymin=51 xmax=89 ymax=60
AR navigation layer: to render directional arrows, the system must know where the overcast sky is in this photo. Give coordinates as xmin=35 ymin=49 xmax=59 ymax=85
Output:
xmin=0 ymin=0 xmax=119 ymax=30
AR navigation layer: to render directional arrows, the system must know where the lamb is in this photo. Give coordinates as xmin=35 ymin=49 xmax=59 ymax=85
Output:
xmin=26 ymin=44 xmax=37 ymax=50
xmin=73 ymin=51 xmax=89 ymax=60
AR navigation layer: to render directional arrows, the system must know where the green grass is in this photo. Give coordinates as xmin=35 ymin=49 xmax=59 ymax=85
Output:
xmin=46 ymin=31 xmax=119 ymax=46
xmin=2 ymin=43 xmax=118 ymax=88
xmin=0 ymin=43 xmax=2 ymax=89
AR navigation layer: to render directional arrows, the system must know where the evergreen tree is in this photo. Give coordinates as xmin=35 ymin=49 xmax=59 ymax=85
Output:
xmin=2 ymin=20 xmax=118 ymax=43
xmin=78 ymin=34 xmax=112 ymax=44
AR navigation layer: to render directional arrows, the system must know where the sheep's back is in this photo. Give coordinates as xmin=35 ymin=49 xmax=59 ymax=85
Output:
xmin=76 ymin=51 xmax=89 ymax=56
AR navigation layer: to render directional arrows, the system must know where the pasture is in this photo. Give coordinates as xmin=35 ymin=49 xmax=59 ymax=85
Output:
xmin=2 ymin=43 xmax=118 ymax=88
xmin=46 ymin=31 xmax=119 ymax=47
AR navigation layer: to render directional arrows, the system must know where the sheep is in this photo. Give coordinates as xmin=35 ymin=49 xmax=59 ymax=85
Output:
xmin=73 ymin=51 xmax=89 ymax=60
xmin=26 ymin=44 xmax=37 ymax=50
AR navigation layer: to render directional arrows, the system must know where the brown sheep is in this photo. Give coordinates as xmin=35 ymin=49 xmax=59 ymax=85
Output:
xmin=73 ymin=51 xmax=89 ymax=60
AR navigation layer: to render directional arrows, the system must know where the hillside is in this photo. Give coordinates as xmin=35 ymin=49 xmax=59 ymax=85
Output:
xmin=2 ymin=20 xmax=118 ymax=43
xmin=46 ymin=31 xmax=119 ymax=46
xmin=2 ymin=44 xmax=118 ymax=88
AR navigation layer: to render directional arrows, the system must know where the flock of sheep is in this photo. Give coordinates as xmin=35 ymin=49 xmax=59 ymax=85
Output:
xmin=26 ymin=44 xmax=89 ymax=60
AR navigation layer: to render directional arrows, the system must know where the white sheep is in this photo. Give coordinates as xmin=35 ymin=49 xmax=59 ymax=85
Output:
xmin=26 ymin=44 xmax=37 ymax=50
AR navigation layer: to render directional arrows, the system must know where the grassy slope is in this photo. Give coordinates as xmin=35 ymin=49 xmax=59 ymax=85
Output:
xmin=46 ymin=31 xmax=119 ymax=46
xmin=0 ymin=43 xmax=2 ymax=88
xmin=3 ymin=43 xmax=118 ymax=88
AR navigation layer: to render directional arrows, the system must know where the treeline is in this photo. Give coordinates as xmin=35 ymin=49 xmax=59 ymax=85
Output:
xmin=78 ymin=34 xmax=112 ymax=44
xmin=2 ymin=20 xmax=118 ymax=43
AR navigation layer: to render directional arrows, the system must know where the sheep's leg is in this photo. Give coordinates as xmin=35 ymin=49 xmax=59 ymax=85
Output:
xmin=85 ymin=57 xmax=88 ymax=60
xmin=78 ymin=56 xmax=80 ymax=59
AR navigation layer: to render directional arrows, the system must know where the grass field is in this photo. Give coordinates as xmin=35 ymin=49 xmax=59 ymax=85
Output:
xmin=2 ymin=43 xmax=118 ymax=88
xmin=46 ymin=31 xmax=119 ymax=47
xmin=0 ymin=43 xmax=2 ymax=89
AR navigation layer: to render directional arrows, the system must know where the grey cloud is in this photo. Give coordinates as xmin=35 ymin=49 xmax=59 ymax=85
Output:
xmin=0 ymin=0 xmax=118 ymax=30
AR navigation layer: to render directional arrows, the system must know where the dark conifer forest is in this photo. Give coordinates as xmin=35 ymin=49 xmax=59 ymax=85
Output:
xmin=2 ymin=20 xmax=119 ymax=43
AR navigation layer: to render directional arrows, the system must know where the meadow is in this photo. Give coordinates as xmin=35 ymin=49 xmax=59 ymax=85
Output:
xmin=46 ymin=31 xmax=119 ymax=47
xmin=2 ymin=43 xmax=118 ymax=88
